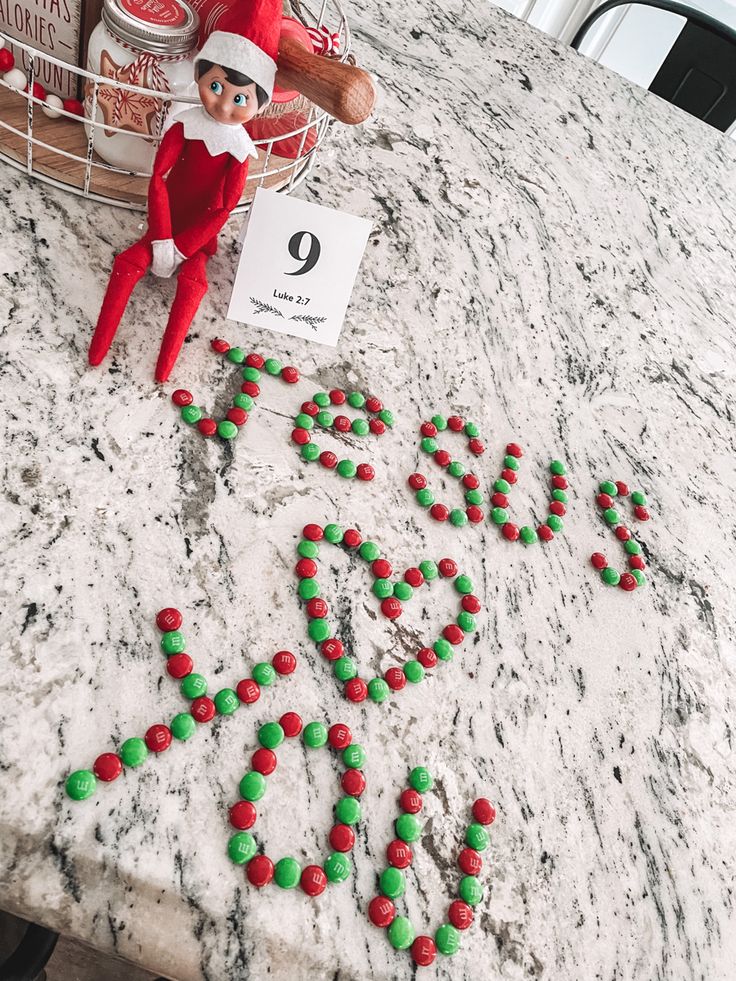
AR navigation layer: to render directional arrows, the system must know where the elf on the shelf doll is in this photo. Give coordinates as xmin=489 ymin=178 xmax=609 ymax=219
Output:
xmin=89 ymin=0 xmax=280 ymax=382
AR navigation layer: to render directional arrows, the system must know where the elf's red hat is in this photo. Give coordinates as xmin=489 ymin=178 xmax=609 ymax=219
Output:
xmin=195 ymin=0 xmax=281 ymax=102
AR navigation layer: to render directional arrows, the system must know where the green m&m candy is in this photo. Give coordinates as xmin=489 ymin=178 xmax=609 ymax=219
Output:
xmin=459 ymin=875 xmax=484 ymax=906
xmin=434 ymin=638 xmax=453 ymax=661
xmin=454 ymin=575 xmax=474 ymax=595
xmin=368 ymin=678 xmax=389 ymax=702
xmin=181 ymin=405 xmax=202 ymax=425
xmin=435 ymin=923 xmax=460 ymax=955
xmin=259 ymin=722 xmax=284 ymax=749
xmin=120 ymin=736 xmax=148 ymax=768
xmin=226 ymin=347 xmax=245 ymax=363
xmin=324 ymin=852 xmax=352 ymax=882
xmin=457 ymin=611 xmax=476 ymax=633
xmin=625 ymin=539 xmax=642 ymax=555
xmin=450 ymin=509 xmax=468 ymax=527
xmin=373 ymin=578 xmax=393 ymax=599
xmin=447 ymin=461 xmax=465 ymax=478
xmin=466 ymin=823 xmax=489 ymax=850
xmin=242 ymin=365 xmax=261 ymax=383
xmin=416 ymin=488 xmax=434 ymax=508
xmin=491 ymin=507 xmax=508 ymax=525
xmin=252 ymin=662 xmax=276 ymax=686
xmin=359 ymin=541 xmax=380 ymax=562
xmin=409 ymin=766 xmax=433 ymax=792
xmin=180 ymin=673 xmax=207 ymax=699
xmin=298 ymin=540 xmax=319 ymax=559
xmin=217 ymin=420 xmax=238 ymax=440
xmin=323 ymin=523 xmax=343 ymax=544
xmin=494 ymin=478 xmax=511 ymax=494
xmin=313 ymin=391 xmax=330 ymax=407
xmin=303 ymin=721 xmax=328 ymax=748
xmin=334 ymin=657 xmax=357 ymax=681
xmin=301 ymin=443 xmax=320 ymax=461
xmin=66 ymin=769 xmax=96 ymax=800
xmin=519 ymin=526 xmax=538 ymax=545
xmin=431 ymin=414 xmax=447 ymax=430
xmin=393 ymin=581 xmax=412 ymax=601
xmin=465 ymin=489 xmax=483 ymax=506
xmin=295 ymin=412 xmax=314 ymax=430
xmin=239 ymin=771 xmax=266 ymax=801
xmin=298 ymin=578 xmax=320 ymax=600
xmin=161 ymin=630 xmax=185 ymax=655
xmin=465 ymin=421 xmax=479 ymax=438
xmin=380 ymin=866 xmax=405 ymax=899
xmin=347 ymin=391 xmax=365 ymax=408
xmin=601 ymin=567 xmax=620 ymax=586
xmin=504 ymin=454 xmax=519 ymax=471
xmin=171 ymin=713 xmax=196 ymax=740
xmin=214 ymin=688 xmax=239 ymax=715
xmin=552 ymin=489 xmax=568 ymax=503
xmin=264 ymin=357 xmax=282 ymax=375
xmin=233 ymin=392 xmax=253 ymax=411
xmin=316 ymin=410 xmax=334 ymax=428
xmin=228 ymin=832 xmax=256 ymax=864
xmin=546 ymin=514 xmax=564 ymax=533
xmin=403 ymin=660 xmax=425 ymax=684
xmin=274 ymin=856 xmax=301 ymax=888
xmin=419 ymin=560 xmax=438 ymax=580
xmin=378 ymin=409 xmax=394 ymax=427
xmin=352 ymin=418 xmax=369 ymax=436
xmin=395 ymin=813 xmax=422 ymax=843
xmin=599 ymin=480 xmax=617 ymax=496
xmin=335 ymin=796 xmax=361 ymax=825
xmin=343 ymin=744 xmax=366 ymax=768
xmin=550 ymin=460 xmax=566 ymax=476
xmin=603 ymin=508 xmax=619 ymax=525
xmin=421 ymin=437 xmax=438 ymax=454
xmin=388 ymin=916 xmax=414 ymax=950
xmin=308 ymin=618 xmax=331 ymax=643
xmin=631 ymin=490 xmax=647 ymax=506
xmin=632 ymin=569 xmax=646 ymax=587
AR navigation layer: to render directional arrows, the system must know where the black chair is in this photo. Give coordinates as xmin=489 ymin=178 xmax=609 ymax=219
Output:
xmin=571 ymin=0 xmax=736 ymax=131
xmin=0 ymin=921 xmax=58 ymax=981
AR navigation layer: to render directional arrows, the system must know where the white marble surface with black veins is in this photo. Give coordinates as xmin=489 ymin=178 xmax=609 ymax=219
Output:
xmin=2 ymin=0 xmax=736 ymax=978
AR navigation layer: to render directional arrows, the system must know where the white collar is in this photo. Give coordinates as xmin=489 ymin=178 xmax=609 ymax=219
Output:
xmin=174 ymin=105 xmax=257 ymax=162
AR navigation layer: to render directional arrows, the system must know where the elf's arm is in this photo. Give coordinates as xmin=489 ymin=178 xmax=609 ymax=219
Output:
xmin=173 ymin=157 xmax=249 ymax=258
xmin=147 ymin=123 xmax=186 ymax=241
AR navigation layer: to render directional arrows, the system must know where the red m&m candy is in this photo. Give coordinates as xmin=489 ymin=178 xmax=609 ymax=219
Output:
xmin=252 ymin=748 xmax=277 ymax=775
xmin=191 ymin=697 xmax=215 ymax=723
xmin=368 ymin=895 xmax=395 ymax=927
xmin=356 ymin=464 xmax=375 ymax=481
xmin=145 ymin=724 xmax=172 ymax=753
xmin=93 ymin=753 xmax=122 ymax=782
xmin=171 ymin=389 xmax=193 ymax=406
xmin=372 ymin=559 xmax=393 ymax=579
xmin=279 ymin=712 xmax=303 ymax=737
xmin=343 ymin=529 xmax=362 ymax=548
xmin=329 ymin=824 xmax=355 ymax=852
xmin=303 ymin=523 xmax=324 ymax=541
xmin=590 ymin=552 xmax=607 ymax=570
xmin=156 ymin=607 xmax=182 ymax=631
xmin=438 ymin=558 xmax=458 ymax=578
xmin=198 ymin=418 xmax=217 ymax=437
xmin=272 ymin=650 xmax=296 ymax=674
xmin=387 ymin=839 xmax=413 ymax=868
xmin=211 ymin=338 xmax=230 ymax=353
xmin=301 ymin=865 xmax=327 ymax=896
xmin=506 ymin=442 xmax=523 ymax=458
xmin=381 ymin=598 xmax=402 ymax=620
xmin=385 ymin=667 xmax=406 ymax=690
xmin=229 ymin=800 xmax=256 ymax=829
xmin=458 ymin=847 xmax=482 ymax=875
xmin=236 ymin=678 xmax=261 ymax=703
xmin=408 ymin=473 xmax=427 ymax=491
xmin=245 ymin=353 xmax=264 ymax=368
xmin=411 ymin=936 xmax=436 ymax=967
xmin=341 ymin=768 xmax=366 ymax=796
xmin=167 ymin=653 xmax=193 ymax=678
xmin=448 ymin=899 xmax=474 ymax=930
xmin=472 ymin=798 xmax=496 ymax=824
xmin=345 ymin=678 xmax=368 ymax=702
xmin=328 ymin=723 xmax=352 ymax=749
xmin=247 ymin=855 xmax=274 ymax=887
xmin=281 ymin=366 xmax=299 ymax=384
xmin=399 ymin=788 xmax=423 ymax=813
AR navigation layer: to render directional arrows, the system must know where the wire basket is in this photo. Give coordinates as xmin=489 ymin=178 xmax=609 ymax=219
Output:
xmin=0 ymin=0 xmax=349 ymax=212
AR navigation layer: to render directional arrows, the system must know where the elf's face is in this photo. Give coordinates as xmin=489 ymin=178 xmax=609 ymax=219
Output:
xmin=198 ymin=65 xmax=261 ymax=125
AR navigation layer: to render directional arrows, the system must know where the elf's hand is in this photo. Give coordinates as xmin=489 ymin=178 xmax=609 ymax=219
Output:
xmin=151 ymin=239 xmax=177 ymax=278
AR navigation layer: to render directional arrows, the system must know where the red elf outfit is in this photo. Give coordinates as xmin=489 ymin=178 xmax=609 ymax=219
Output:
xmin=89 ymin=0 xmax=280 ymax=382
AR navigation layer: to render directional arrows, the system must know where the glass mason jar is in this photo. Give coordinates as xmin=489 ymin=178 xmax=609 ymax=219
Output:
xmin=85 ymin=0 xmax=199 ymax=173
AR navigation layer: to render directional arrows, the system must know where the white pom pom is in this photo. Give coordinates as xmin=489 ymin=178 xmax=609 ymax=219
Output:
xmin=42 ymin=93 xmax=64 ymax=119
xmin=3 ymin=68 xmax=27 ymax=91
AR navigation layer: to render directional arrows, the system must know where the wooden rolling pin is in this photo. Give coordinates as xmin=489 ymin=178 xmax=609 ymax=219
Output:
xmin=276 ymin=35 xmax=376 ymax=126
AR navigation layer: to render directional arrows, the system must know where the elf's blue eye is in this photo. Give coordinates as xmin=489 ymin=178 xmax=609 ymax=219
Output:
xmin=210 ymin=81 xmax=223 ymax=95
xmin=233 ymin=93 xmax=247 ymax=106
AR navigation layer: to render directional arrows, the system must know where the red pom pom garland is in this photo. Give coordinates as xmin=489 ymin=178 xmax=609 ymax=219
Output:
xmin=368 ymin=768 xmax=496 ymax=965
xmin=411 ymin=413 xmax=485 ymax=527
xmin=296 ymin=525 xmax=481 ymax=703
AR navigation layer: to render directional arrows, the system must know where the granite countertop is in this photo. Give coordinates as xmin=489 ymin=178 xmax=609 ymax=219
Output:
xmin=2 ymin=0 xmax=736 ymax=978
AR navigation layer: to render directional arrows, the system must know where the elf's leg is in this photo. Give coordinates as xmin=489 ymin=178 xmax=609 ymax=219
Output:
xmin=89 ymin=237 xmax=153 ymax=366
xmin=154 ymin=251 xmax=209 ymax=383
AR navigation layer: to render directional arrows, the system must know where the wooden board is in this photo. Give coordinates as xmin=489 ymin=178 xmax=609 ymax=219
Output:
xmin=0 ymin=88 xmax=303 ymax=208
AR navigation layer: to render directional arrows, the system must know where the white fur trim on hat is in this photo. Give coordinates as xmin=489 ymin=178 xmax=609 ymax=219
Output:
xmin=195 ymin=31 xmax=277 ymax=101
